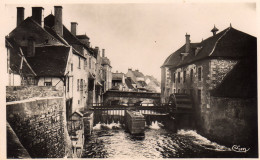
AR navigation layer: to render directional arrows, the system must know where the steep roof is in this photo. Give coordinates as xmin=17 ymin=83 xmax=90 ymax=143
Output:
xmin=133 ymin=70 xmax=144 ymax=77
xmin=22 ymin=46 xmax=70 ymax=76
xmin=211 ymin=57 xmax=257 ymax=98
xmin=44 ymin=14 xmax=95 ymax=57
xmin=112 ymin=73 xmax=124 ymax=81
xmin=9 ymin=17 xmax=64 ymax=47
xmin=125 ymin=78 xmax=134 ymax=89
xmin=76 ymin=35 xmax=89 ymax=40
xmin=101 ymin=57 xmax=111 ymax=66
xmin=162 ymin=27 xmax=256 ymax=68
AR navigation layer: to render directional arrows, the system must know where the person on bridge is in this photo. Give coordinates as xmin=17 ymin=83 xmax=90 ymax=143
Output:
xmin=168 ymin=94 xmax=177 ymax=113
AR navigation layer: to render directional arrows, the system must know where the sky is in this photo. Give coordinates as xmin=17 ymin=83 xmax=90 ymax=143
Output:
xmin=4 ymin=2 xmax=257 ymax=81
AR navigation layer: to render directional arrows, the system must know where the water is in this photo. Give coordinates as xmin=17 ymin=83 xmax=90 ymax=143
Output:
xmin=82 ymin=120 xmax=251 ymax=158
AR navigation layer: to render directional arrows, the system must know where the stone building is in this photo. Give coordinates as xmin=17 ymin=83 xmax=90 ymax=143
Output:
xmin=161 ymin=25 xmax=257 ymax=147
xmin=6 ymin=6 xmax=112 ymax=115
xmin=101 ymin=49 xmax=113 ymax=92
xmin=111 ymin=72 xmax=127 ymax=91
xmin=125 ymin=69 xmax=147 ymax=91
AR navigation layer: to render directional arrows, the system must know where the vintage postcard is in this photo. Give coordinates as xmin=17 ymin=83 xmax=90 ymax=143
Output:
xmin=2 ymin=0 xmax=259 ymax=159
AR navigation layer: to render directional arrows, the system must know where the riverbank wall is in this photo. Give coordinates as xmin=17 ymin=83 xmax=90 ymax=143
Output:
xmin=6 ymin=86 xmax=73 ymax=158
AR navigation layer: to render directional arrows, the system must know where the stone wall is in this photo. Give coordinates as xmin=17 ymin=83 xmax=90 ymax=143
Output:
xmin=6 ymin=86 xmax=63 ymax=102
xmin=6 ymin=86 xmax=72 ymax=158
xmin=202 ymin=97 xmax=257 ymax=151
xmin=209 ymin=59 xmax=237 ymax=89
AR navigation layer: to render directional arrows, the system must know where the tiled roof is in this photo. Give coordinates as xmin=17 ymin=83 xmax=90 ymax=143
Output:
xmin=125 ymin=78 xmax=134 ymax=89
xmin=9 ymin=17 xmax=64 ymax=47
xmin=101 ymin=57 xmax=111 ymax=66
xmin=22 ymin=46 xmax=70 ymax=76
xmin=162 ymin=27 xmax=256 ymax=68
xmin=112 ymin=73 xmax=124 ymax=80
xmin=44 ymin=14 xmax=95 ymax=56
xmin=76 ymin=35 xmax=89 ymax=40
xmin=211 ymin=57 xmax=257 ymax=98
xmin=133 ymin=70 xmax=144 ymax=77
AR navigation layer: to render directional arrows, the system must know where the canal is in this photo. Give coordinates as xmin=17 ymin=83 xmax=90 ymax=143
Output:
xmin=82 ymin=112 xmax=253 ymax=158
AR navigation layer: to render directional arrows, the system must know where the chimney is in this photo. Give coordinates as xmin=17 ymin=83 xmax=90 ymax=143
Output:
xmin=17 ymin=7 xmax=24 ymax=27
xmin=27 ymin=37 xmax=35 ymax=57
xmin=185 ymin=33 xmax=190 ymax=53
xmin=71 ymin=22 xmax=78 ymax=36
xmin=102 ymin=49 xmax=105 ymax=57
xmin=54 ymin=6 xmax=63 ymax=37
xmin=32 ymin=7 xmax=44 ymax=27
xmin=94 ymin=47 xmax=99 ymax=55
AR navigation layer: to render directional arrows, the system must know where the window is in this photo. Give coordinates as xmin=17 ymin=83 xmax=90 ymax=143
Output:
xmin=80 ymin=79 xmax=83 ymax=91
xmin=183 ymin=71 xmax=186 ymax=82
xmin=173 ymin=72 xmax=176 ymax=83
xmin=89 ymin=58 xmax=91 ymax=69
xmin=67 ymin=77 xmax=69 ymax=92
xmin=178 ymin=89 xmax=180 ymax=93
xmin=78 ymin=57 xmax=81 ymax=69
xmin=198 ymin=89 xmax=201 ymax=104
xmin=198 ymin=67 xmax=202 ymax=81
xmin=71 ymin=63 xmax=73 ymax=72
xmin=178 ymin=72 xmax=180 ymax=83
xmin=77 ymin=79 xmax=79 ymax=91
xmin=190 ymin=69 xmax=193 ymax=81
xmin=174 ymin=89 xmax=176 ymax=93
xmin=44 ymin=82 xmax=52 ymax=86
xmin=84 ymin=58 xmax=87 ymax=70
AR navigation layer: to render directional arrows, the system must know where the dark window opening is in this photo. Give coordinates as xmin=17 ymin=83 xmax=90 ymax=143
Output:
xmin=178 ymin=72 xmax=180 ymax=83
xmin=198 ymin=67 xmax=202 ymax=81
xmin=44 ymin=82 xmax=52 ymax=86
xmin=183 ymin=71 xmax=186 ymax=82
xmin=190 ymin=69 xmax=193 ymax=82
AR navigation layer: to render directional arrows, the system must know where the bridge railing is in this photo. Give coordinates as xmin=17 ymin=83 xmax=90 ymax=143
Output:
xmin=87 ymin=103 xmax=176 ymax=114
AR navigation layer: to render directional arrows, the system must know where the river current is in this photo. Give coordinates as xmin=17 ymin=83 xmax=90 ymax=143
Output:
xmin=82 ymin=121 xmax=251 ymax=158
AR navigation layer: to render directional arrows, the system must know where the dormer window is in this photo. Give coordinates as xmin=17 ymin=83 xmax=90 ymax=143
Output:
xmin=180 ymin=52 xmax=189 ymax=61
xmin=195 ymin=47 xmax=202 ymax=56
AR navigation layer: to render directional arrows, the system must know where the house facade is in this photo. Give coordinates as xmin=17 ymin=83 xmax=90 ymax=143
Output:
xmin=6 ymin=6 xmax=113 ymax=115
xmin=161 ymin=25 xmax=257 ymax=146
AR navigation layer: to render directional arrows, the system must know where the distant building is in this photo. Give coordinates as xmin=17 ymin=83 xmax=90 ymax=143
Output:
xmin=125 ymin=69 xmax=147 ymax=91
xmin=101 ymin=49 xmax=112 ymax=92
xmin=111 ymin=72 xmax=127 ymax=91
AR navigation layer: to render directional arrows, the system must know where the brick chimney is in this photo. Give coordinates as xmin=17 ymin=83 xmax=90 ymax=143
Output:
xmin=32 ymin=7 xmax=44 ymax=27
xmin=94 ymin=47 xmax=99 ymax=55
xmin=27 ymin=37 xmax=35 ymax=57
xmin=17 ymin=7 xmax=24 ymax=27
xmin=185 ymin=33 xmax=190 ymax=53
xmin=54 ymin=6 xmax=63 ymax=37
xmin=102 ymin=49 xmax=105 ymax=57
xmin=71 ymin=22 xmax=78 ymax=36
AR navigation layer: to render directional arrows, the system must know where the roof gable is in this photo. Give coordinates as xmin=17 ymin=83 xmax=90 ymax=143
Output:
xmin=9 ymin=17 xmax=64 ymax=47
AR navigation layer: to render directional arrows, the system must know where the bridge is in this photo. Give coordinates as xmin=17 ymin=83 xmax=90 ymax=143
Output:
xmin=88 ymin=93 xmax=193 ymax=121
xmin=103 ymin=90 xmax=161 ymax=104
